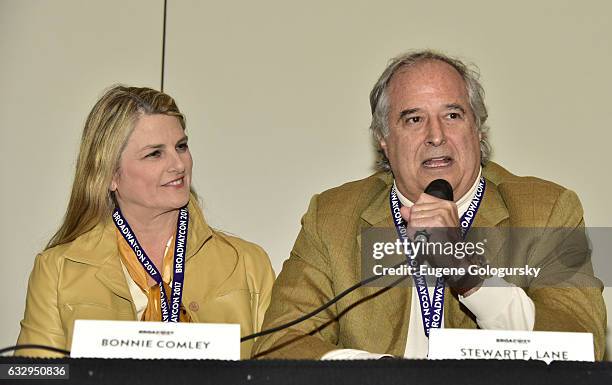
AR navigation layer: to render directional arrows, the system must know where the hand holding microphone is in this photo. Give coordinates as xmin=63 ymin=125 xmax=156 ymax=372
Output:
xmin=400 ymin=179 xmax=483 ymax=296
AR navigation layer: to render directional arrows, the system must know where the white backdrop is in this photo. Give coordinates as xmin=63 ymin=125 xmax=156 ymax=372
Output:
xmin=1 ymin=0 xmax=611 ymax=358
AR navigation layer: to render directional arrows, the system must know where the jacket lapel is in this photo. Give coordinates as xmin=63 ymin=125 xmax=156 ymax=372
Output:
xmin=446 ymin=176 xmax=510 ymax=328
xmin=63 ymin=220 xmax=133 ymax=303
xmin=472 ymin=178 xmax=509 ymax=228
xmin=185 ymin=196 xmax=213 ymax=261
xmin=470 ymin=177 xmax=510 ymax=277
xmin=95 ymin=256 xmax=133 ymax=302
xmin=358 ymin=173 xmax=411 ymax=355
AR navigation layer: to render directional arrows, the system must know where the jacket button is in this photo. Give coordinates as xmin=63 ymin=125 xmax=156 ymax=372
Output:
xmin=189 ymin=301 xmax=199 ymax=312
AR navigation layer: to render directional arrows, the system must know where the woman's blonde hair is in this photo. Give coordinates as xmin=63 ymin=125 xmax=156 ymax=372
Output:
xmin=46 ymin=85 xmax=188 ymax=250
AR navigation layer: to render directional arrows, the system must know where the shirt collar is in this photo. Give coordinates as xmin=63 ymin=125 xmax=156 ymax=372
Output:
xmin=393 ymin=167 xmax=483 ymax=217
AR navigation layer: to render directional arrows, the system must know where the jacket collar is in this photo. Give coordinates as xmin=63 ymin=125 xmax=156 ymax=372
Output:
xmin=61 ymin=196 xmax=213 ymax=301
xmin=63 ymin=196 xmax=212 ymax=265
xmin=360 ymin=172 xmax=395 ymax=228
xmin=360 ymin=162 xmax=510 ymax=228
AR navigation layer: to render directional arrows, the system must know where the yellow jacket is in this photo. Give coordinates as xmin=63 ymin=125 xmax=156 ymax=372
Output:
xmin=253 ymin=162 xmax=607 ymax=360
xmin=17 ymin=198 xmax=275 ymax=359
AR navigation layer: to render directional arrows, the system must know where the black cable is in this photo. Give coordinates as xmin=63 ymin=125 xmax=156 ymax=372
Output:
xmin=0 ymin=344 xmax=70 ymax=356
xmin=160 ymin=0 xmax=168 ymax=92
xmin=240 ymin=260 xmax=411 ymax=342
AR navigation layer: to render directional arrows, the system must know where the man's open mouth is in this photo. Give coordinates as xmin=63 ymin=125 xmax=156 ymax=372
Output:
xmin=422 ymin=156 xmax=453 ymax=168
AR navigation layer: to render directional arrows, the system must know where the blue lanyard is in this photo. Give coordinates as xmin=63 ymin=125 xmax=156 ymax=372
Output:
xmin=112 ymin=207 xmax=189 ymax=322
xmin=389 ymin=177 xmax=485 ymax=336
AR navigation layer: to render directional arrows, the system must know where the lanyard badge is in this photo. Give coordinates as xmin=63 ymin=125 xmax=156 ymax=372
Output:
xmin=112 ymin=207 xmax=189 ymax=322
xmin=389 ymin=178 xmax=485 ymax=336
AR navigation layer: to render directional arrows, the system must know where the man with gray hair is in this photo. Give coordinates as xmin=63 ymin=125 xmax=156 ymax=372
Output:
xmin=252 ymin=50 xmax=606 ymax=360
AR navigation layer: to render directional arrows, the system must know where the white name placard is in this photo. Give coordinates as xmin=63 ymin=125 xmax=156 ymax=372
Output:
xmin=71 ymin=320 xmax=240 ymax=360
xmin=428 ymin=329 xmax=594 ymax=364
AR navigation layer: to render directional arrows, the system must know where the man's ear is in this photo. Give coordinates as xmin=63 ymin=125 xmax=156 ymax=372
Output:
xmin=379 ymin=137 xmax=389 ymax=158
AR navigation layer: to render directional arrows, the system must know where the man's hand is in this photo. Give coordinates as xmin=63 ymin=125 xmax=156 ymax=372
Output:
xmin=400 ymin=192 xmax=482 ymax=296
xmin=400 ymin=192 xmax=461 ymax=248
xmin=400 ymin=192 xmax=459 ymax=230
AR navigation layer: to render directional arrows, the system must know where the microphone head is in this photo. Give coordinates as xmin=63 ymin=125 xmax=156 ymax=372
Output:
xmin=424 ymin=179 xmax=454 ymax=201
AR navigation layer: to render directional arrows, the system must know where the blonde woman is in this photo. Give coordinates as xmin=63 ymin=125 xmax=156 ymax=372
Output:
xmin=16 ymin=86 xmax=275 ymax=359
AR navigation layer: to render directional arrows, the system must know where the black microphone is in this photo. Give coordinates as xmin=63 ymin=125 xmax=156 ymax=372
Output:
xmin=414 ymin=179 xmax=454 ymax=243
xmin=424 ymin=179 xmax=453 ymax=201
xmin=419 ymin=179 xmax=481 ymax=295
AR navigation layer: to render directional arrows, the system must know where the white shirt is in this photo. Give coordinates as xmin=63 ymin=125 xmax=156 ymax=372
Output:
xmin=323 ymin=170 xmax=535 ymax=360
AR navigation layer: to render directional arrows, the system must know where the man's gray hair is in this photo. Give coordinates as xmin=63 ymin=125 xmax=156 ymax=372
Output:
xmin=369 ymin=50 xmax=491 ymax=170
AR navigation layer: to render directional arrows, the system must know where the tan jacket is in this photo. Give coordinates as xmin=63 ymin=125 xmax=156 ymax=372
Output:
xmin=253 ymin=162 xmax=607 ymax=360
xmin=17 ymin=198 xmax=275 ymax=359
